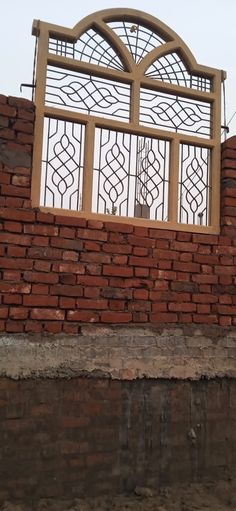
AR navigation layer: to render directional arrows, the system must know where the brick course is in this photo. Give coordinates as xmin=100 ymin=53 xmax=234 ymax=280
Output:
xmin=1 ymin=96 xmax=236 ymax=331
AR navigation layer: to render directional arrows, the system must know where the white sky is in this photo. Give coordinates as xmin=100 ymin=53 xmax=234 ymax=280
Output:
xmin=1 ymin=0 xmax=236 ymax=137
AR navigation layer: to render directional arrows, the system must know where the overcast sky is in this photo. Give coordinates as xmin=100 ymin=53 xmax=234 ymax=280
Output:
xmin=1 ymin=0 xmax=236 ymax=137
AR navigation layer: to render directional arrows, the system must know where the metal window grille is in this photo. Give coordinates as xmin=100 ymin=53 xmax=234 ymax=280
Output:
xmin=31 ymin=8 xmax=224 ymax=233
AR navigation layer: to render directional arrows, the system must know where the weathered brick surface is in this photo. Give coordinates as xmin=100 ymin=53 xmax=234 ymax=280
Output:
xmin=0 ymin=376 xmax=235 ymax=499
xmin=1 ymin=96 xmax=236 ymax=330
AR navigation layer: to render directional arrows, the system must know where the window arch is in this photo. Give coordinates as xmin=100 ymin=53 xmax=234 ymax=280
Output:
xmin=32 ymin=8 xmax=224 ymax=232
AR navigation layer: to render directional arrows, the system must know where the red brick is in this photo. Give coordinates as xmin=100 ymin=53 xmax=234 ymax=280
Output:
xmin=0 ymin=257 xmax=32 ymax=270
xmin=132 ymin=226 xmax=148 ymax=236
xmin=134 ymin=267 xmax=150 ymax=277
xmin=128 ymin=300 xmax=151 ymax=312
xmin=3 ymin=270 xmax=21 ymax=281
xmin=84 ymin=287 xmax=101 ymax=299
xmin=16 ymin=132 xmax=34 ymax=144
xmin=109 ymin=299 xmax=125 ymax=310
xmin=0 ymin=128 xmax=14 ymax=140
xmin=55 ymin=215 xmax=86 ymax=227
xmin=67 ymin=310 xmax=99 ymax=322
xmin=104 ymin=222 xmax=133 ymax=233
xmin=133 ymin=289 xmax=149 ymax=300
xmin=154 ymin=269 xmax=176 ymax=280
xmin=171 ymin=241 xmax=198 ymax=252
xmin=63 ymin=323 xmax=80 ymax=334
xmin=133 ymin=247 xmax=149 ymax=257
xmin=34 ymin=260 xmax=51 ymax=272
xmin=80 ymin=252 xmax=111 ymax=264
xmin=168 ymin=302 xmax=196 ymax=312
xmin=77 ymin=276 xmax=108 ymax=287
xmin=5 ymin=321 xmax=24 ymax=333
xmin=103 ymin=243 xmax=131 ymax=254
xmin=0 ymin=208 xmax=35 ymax=222
xmin=24 ymin=271 xmax=59 ymax=284
xmin=44 ymin=322 xmax=63 ymax=333
xmin=62 ymin=250 xmax=78 ymax=261
xmin=35 ymin=211 xmax=54 ymax=224
xmin=32 ymin=236 xmax=49 ymax=247
xmin=113 ymin=255 xmax=128 ymax=265
xmin=101 ymin=288 xmax=132 ymax=299
xmin=179 ymin=253 xmax=192 ymax=262
xmin=9 ymin=307 xmax=28 ymax=319
xmin=215 ymin=266 xmax=236 ymax=275
xmin=192 ymin=294 xmax=218 ymax=303
xmin=158 ymin=260 xmax=172 ymax=270
xmin=0 ymin=104 xmax=16 ymax=117
xmin=31 ymin=308 xmax=65 ymax=320
xmin=32 ymin=284 xmax=49 ymax=295
xmin=52 ymin=262 xmax=85 ymax=274
xmin=150 ymin=312 xmax=178 ymax=323
xmin=0 ymin=232 xmax=31 ymax=246
xmin=127 ymin=235 xmax=155 ymax=248
xmin=76 ymin=299 xmax=107 ymax=309
xmin=24 ymin=224 xmax=58 ymax=236
xmin=3 ymin=294 xmax=22 ymax=305
xmin=197 ymin=304 xmax=211 ymax=314
xmin=173 ymin=261 xmax=200 ymax=272
xmin=192 ymin=274 xmax=218 ymax=284
xmin=23 ymin=295 xmax=58 ymax=307
xmin=129 ymin=256 xmax=157 ymax=268
xmin=192 ymin=314 xmax=218 ymax=324
xmin=25 ymin=320 xmax=42 ymax=332
xmin=149 ymin=229 xmax=176 ymax=239
xmin=132 ymin=312 xmax=148 ymax=322
xmin=152 ymin=303 xmax=168 ymax=312
xmin=218 ymin=305 xmax=236 ymax=315
xmin=12 ymin=175 xmax=30 ymax=187
xmin=59 ymin=297 xmax=76 ymax=308
xmin=153 ymin=249 xmax=178 ymax=261
xmin=192 ymin=234 xmax=218 ymax=244
xmin=103 ymin=265 xmax=133 ymax=277
xmin=28 ymin=247 xmax=62 ymax=259
xmin=59 ymin=227 xmax=76 ymax=239
xmin=219 ymin=316 xmax=232 ymax=326
xmin=13 ymin=120 xmax=34 ymax=134
xmin=0 ymin=308 xmax=8 ymax=319
xmin=87 ymin=219 xmax=104 ymax=229
xmin=0 ymin=282 xmax=31 ymax=294
xmin=176 ymin=232 xmax=192 ymax=241
xmin=0 ymin=172 xmax=10 ymax=184
xmin=77 ymin=228 xmax=107 ymax=241
xmin=1 ymin=184 xmax=30 ymax=198
xmin=100 ymin=311 xmax=132 ymax=323
xmin=50 ymin=285 xmax=83 ymax=296
xmin=4 ymin=221 xmax=22 ymax=233
xmin=83 ymin=241 xmax=101 ymax=252
xmin=7 ymin=246 xmax=26 ymax=257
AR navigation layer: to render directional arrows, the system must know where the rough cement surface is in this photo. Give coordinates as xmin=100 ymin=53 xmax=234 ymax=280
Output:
xmin=0 ymin=324 xmax=236 ymax=380
xmin=1 ymin=480 xmax=236 ymax=510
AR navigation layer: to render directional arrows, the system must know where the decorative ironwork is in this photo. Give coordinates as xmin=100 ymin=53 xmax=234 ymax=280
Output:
xmin=93 ymin=128 xmax=169 ymax=221
xmin=46 ymin=66 xmax=130 ymax=121
xmin=49 ymin=29 xmax=125 ymax=71
xmin=145 ymin=52 xmax=212 ymax=92
xmin=107 ymin=21 xmax=166 ymax=64
xmin=32 ymin=9 xmax=223 ymax=233
xmin=179 ymin=144 xmax=210 ymax=226
xmin=140 ymin=88 xmax=211 ymax=137
xmin=41 ymin=118 xmax=85 ymax=210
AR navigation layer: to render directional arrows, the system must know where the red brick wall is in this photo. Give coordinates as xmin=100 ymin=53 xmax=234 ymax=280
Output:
xmin=1 ymin=95 xmax=236 ymax=332
xmin=0 ymin=376 xmax=235 ymax=501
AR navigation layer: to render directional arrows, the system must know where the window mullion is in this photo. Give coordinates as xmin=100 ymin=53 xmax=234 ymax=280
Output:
xmin=82 ymin=121 xmax=95 ymax=213
xmin=168 ymin=138 xmax=180 ymax=223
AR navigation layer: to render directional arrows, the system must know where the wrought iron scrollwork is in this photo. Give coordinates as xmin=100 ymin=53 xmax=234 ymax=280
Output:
xmin=46 ymin=67 xmax=130 ymax=121
xmin=108 ymin=21 xmax=166 ymax=63
xmin=49 ymin=28 xmax=125 ymax=71
xmin=179 ymin=144 xmax=210 ymax=226
xmin=145 ymin=52 xmax=212 ymax=92
xmin=41 ymin=118 xmax=85 ymax=210
xmin=140 ymin=88 xmax=211 ymax=137
xmin=93 ymin=128 xmax=169 ymax=221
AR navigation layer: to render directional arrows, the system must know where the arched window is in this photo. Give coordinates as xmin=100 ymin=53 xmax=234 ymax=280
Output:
xmin=32 ymin=9 xmax=224 ymax=233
